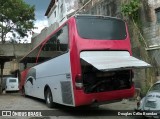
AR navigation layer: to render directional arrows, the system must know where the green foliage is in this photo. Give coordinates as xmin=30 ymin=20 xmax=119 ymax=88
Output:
xmin=121 ymin=0 xmax=141 ymax=20
xmin=0 ymin=0 xmax=35 ymax=43
xmin=121 ymin=0 xmax=148 ymax=47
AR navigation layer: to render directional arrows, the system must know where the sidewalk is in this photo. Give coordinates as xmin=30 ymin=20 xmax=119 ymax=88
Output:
xmin=100 ymin=99 xmax=137 ymax=110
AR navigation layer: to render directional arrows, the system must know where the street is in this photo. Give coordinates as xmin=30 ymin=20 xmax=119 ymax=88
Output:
xmin=0 ymin=92 xmax=144 ymax=119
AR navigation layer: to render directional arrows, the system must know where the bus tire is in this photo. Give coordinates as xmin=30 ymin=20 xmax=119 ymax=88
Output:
xmin=45 ymin=88 xmax=55 ymax=108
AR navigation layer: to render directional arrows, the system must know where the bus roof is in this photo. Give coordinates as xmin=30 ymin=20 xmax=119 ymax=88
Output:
xmin=74 ymin=14 xmax=123 ymax=20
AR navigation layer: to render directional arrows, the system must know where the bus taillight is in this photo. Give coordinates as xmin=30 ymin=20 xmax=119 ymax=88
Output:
xmin=75 ymin=74 xmax=83 ymax=90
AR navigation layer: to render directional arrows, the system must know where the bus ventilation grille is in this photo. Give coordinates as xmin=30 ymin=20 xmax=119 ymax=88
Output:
xmin=61 ymin=81 xmax=73 ymax=105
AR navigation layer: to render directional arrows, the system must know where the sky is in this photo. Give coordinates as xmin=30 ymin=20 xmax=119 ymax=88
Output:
xmin=24 ymin=0 xmax=50 ymax=33
xmin=6 ymin=0 xmax=51 ymax=43
xmin=14 ymin=0 xmax=51 ymax=43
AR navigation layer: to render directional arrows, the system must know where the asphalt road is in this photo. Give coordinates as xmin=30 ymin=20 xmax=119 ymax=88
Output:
xmin=0 ymin=92 xmax=144 ymax=119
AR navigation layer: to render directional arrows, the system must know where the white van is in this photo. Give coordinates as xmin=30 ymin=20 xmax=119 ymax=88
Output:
xmin=6 ymin=77 xmax=19 ymax=91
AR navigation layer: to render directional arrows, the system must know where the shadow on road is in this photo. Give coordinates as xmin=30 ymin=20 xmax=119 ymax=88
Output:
xmin=8 ymin=93 xmax=141 ymax=118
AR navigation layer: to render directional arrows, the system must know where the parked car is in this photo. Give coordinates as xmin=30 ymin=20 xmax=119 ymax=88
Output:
xmin=136 ymin=80 xmax=160 ymax=118
xmin=5 ymin=77 xmax=19 ymax=92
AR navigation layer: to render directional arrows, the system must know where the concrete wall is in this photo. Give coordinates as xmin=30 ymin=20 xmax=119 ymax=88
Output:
xmin=0 ymin=60 xmax=19 ymax=75
xmin=141 ymin=0 xmax=160 ymax=47
xmin=0 ymin=44 xmax=32 ymax=75
xmin=2 ymin=62 xmax=11 ymax=75
xmin=140 ymin=0 xmax=160 ymax=78
xmin=0 ymin=44 xmax=32 ymax=58
xmin=80 ymin=0 xmax=122 ymax=18
xmin=143 ymin=25 xmax=160 ymax=47
xmin=31 ymin=22 xmax=59 ymax=48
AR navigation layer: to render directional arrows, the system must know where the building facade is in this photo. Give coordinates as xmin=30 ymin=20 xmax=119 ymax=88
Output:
xmin=45 ymin=0 xmax=78 ymax=26
xmin=141 ymin=0 xmax=160 ymax=77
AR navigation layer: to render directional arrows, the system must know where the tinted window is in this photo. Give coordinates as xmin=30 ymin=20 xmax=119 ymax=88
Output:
xmin=9 ymin=79 xmax=17 ymax=83
xmin=37 ymin=25 xmax=69 ymax=63
xmin=76 ymin=16 xmax=127 ymax=40
xmin=20 ymin=45 xmax=41 ymax=70
xmin=156 ymin=8 xmax=160 ymax=23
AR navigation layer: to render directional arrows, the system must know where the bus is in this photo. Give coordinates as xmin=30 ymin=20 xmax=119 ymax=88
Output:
xmin=19 ymin=14 xmax=150 ymax=108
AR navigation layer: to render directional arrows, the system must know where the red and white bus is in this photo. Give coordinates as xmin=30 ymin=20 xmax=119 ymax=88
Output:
xmin=19 ymin=15 xmax=150 ymax=108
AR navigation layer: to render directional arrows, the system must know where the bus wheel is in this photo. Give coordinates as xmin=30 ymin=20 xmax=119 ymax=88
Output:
xmin=45 ymin=88 xmax=55 ymax=108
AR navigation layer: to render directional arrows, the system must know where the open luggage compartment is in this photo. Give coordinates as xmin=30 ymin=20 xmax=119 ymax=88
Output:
xmin=80 ymin=51 xmax=150 ymax=93
xmin=81 ymin=61 xmax=133 ymax=93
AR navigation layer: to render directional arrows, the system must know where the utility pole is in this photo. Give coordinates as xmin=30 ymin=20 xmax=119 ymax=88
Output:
xmin=0 ymin=62 xmax=4 ymax=94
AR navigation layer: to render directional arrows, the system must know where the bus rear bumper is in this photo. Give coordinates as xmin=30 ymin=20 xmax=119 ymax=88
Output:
xmin=74 ymin=86 xmax=135 ymax=106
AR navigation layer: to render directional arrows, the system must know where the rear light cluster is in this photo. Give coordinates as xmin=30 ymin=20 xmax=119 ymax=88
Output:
xmin=75 ymin=74 xmax=83 ymax=90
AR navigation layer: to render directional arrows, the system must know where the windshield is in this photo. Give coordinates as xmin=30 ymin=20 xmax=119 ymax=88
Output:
xmin=149 ymin=83 xmax=160 ymax=92
xmin=76 ymin=16 xmax=127 ymax=40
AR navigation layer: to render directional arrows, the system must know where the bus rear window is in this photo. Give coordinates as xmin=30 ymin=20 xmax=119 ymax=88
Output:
xmin=76 ymin=16 xmax=127 ymax=40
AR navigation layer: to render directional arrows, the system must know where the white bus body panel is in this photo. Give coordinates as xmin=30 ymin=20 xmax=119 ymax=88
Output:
xmin=24 ymin=52 xmax=75 ymax=106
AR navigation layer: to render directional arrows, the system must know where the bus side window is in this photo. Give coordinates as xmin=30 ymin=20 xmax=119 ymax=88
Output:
xmin=57 ymin=25 xmax=68 ymax=51
xmin=37 ymin=24 xmax=69 ymax=63
xmin=20 ymin=44 xmax=42 ymax=70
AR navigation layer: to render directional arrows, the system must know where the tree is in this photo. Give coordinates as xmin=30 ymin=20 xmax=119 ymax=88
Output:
xmin=0 ymin=0 xmax=35 ymax=43
xmin=121 ymin=0 xmax=147 ymax=48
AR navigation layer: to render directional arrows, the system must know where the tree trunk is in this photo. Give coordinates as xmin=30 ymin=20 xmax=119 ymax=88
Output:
xmin=0 ymin=62 xmax=4 ymax=94
xmin=1 ymin=22 xmax=6 ymax=44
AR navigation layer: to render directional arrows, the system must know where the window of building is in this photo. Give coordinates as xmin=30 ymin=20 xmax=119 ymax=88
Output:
xmin=60 ymin=4 xmax=63 ymax=13
xmin=54 ymin=11 xmax=56 ymax=17
xmin=156 ymin=8 xmax=160 ymax=23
